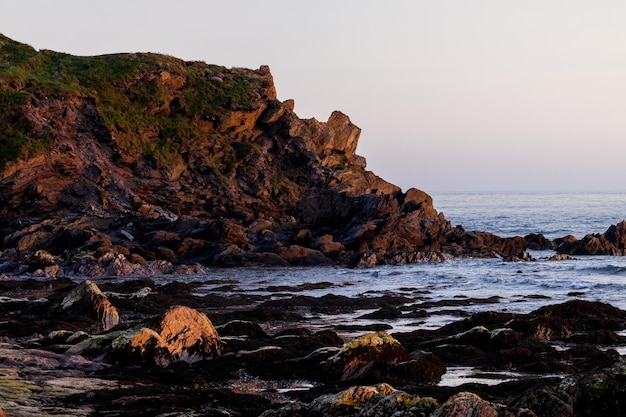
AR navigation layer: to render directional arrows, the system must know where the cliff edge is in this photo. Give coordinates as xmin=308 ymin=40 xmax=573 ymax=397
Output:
xmin=0 ymin=35 xmax=526 ymax=275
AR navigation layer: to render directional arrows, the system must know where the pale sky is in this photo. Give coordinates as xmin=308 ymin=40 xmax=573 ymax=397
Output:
xmin=1 ymin=1 xmax=625 ymax=192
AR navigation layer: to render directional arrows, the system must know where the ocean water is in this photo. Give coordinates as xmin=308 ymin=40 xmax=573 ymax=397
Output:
xmin=429 ymin=191 xmax=626 ymax=240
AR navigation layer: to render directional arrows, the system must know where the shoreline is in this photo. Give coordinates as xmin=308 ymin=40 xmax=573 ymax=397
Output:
xmin=2 ymin=271 xmax=626 ymax=416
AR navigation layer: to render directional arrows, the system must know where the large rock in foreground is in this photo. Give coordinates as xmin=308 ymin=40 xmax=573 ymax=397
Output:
xmin=113 ymin=305 xmax=223 ymax=366
xmin=260 ymin=384 xmax=440 ymax=417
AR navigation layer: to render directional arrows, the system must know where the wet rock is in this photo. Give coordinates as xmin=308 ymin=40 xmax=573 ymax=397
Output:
xmin=260 ymin=383 xmax=441 ymax=417
xmin=431 ymin=391 xmax=502 ymax=417
xmin=549 ymin=253 xmax=573 ymax=261
xmin=531 ymin=299 xmax=626 ymax=333
xmin=326 ymin=332 xmax=445 ymax=385
xmin=557 ymin=221 xmax=626 ymax=256
xmin=60 ymin=280 xmax=120 ymax=333
xmin=563 ymin=360 xmax=626 ymax=416
xmin=23 ymin=249 xmax=58 ymax=272
xmin=511 ymin=386 xmax=574 ymax=417
xmin=525 ymin=233 xmax=556 ymax=250
xmin=216 ymin=320 xmax=268 ymax=338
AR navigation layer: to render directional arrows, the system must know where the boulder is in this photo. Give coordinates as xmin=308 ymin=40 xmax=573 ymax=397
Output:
xmin=511 ymin=386 xmax=573 ymax=417
xmin=525 ymin=233 xmax=556 ymax=250
xmin=24 ymin=249 xmax=58 ymax=271
xmin=326 ymin=332 xmax=445 ymax=385
xmin=260 ymin=383 xmax=439 ymax=417
xmin=60 ymin=280 xmax=120 ymax=333
xmin=431 ymin=392 xmax=501 ymax=417
xmin=113 ymin=305 xmax=223 ymax=366
xmin=216 ymin=320 xmax=268 ymax=338
xmin=278 ymin=245 xmax=329 ymax=265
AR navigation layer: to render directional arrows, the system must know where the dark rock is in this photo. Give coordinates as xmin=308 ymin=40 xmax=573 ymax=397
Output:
xmin=325 ymin=332 xmax=445 ymax=385
xmin=60 ymin=280 xmax=120 ymax=333
xmin=557 ymin=221 xmax=626 ymax=256
xmin=432 ymin=392 xmax=502 ymax=417
xmin=511 ymin=386 xmax=574 ymax=417
xmin=216 ymin=320 xmax=268 ymax=338
xmin=525 ymin=233 xmax=556 ymax=250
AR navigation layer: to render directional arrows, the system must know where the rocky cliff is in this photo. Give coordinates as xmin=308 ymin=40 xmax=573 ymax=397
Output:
xmin=0 ymin=34 xmax=526 ymax=276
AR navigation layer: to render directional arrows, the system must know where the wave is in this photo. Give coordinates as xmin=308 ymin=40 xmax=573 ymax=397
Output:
xmin=573 ymin=264 xmax=626 ymax=275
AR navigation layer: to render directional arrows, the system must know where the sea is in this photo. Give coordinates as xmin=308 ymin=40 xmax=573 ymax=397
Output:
xmin=133 ymin=191 xmax=626 ymax=385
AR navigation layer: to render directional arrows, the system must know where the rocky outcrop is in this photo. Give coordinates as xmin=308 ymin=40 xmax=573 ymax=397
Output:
xmin=556 ymin=221 xmax=626 ymax=256
xmin=0 ymin=34 xmax=530 ymax=274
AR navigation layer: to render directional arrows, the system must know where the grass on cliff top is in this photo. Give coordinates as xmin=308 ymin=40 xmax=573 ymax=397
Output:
xmin=0 ymin=34 xmax=265 ymax=168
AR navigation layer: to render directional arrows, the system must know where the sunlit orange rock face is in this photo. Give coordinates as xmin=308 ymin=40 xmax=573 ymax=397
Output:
xmin=124 ymin=305 xmax=223 ymax=366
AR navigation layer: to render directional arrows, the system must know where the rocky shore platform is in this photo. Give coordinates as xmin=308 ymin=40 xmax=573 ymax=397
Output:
xmin=2 ymin=274 xmax=626 ymax=417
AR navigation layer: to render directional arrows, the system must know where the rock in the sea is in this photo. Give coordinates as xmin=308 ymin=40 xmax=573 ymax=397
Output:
xmin=525 ymin=233 xmax=556 ymax=250
xmin=60 ymin=280 xmax=120 ymax=333
xmin=326 ymin=331 xmax=445 ymax=385
xmin=557 ymin=220 xmax=626 ymax=256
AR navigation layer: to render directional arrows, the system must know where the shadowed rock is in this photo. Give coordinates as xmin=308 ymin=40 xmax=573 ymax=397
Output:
xmin=326 ymin=331 xmax=445 ymax=385
xmin=431 ymin=392 xmax=501 ymax=417
xmin=261 ymin=384 xmax=439 ymax=417
xmin=557 ymin=221 xmax=626 ymax=256
xmin=60 ymin=280 xmax=119 ymax=332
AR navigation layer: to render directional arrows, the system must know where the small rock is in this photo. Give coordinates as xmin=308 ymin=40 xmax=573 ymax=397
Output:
xmin=432 ymin=392 xmax=500 ymax=417
xmin=61 ymin=280 xmax=120 ymax=333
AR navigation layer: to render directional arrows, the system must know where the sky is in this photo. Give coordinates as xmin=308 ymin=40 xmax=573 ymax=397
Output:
xmin=1 ymin=1 xmax=625 ymax=192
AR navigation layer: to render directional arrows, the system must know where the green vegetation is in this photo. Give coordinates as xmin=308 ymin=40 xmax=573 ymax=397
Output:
xmin=218 ymin=141 xmax=261 ymax=175
xmin=0 ymin=34 xmax=267 ymax=168
xmin=0 ymin=86 xmax=48 ymax=167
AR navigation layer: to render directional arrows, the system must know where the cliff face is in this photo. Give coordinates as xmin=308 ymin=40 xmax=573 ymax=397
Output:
xmin=0 ymin=35 xmax=525 ymax=274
